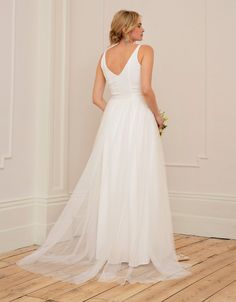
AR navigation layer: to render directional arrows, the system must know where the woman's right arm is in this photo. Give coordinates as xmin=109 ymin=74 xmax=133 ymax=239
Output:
xmin=140 ymin=45 xmax=164 ymax=128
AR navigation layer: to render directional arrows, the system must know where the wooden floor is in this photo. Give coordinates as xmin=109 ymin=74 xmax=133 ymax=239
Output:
xmin=0 ymin=234 xmax=236 ymax=302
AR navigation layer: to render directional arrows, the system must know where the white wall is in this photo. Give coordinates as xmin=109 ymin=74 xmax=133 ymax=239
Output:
xmin=0 ymin=0 xmax=235 ymax=253
xmin=0 ymin=0 xmax=38 ymax=252
xmin=0 ymin=0 xmax=70 ymax=253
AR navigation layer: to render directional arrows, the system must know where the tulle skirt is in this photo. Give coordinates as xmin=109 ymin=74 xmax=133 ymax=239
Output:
xmin=16 ymin=94 xmax=192 ymax=285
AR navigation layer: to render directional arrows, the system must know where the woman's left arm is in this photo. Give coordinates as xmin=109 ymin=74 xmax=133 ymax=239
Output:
xmin=92 ymin=54 xmax=107 ymax=111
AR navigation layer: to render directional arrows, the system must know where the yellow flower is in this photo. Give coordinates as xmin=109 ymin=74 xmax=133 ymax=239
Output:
xmin=159 ymin=110 xmax=168 ymax=136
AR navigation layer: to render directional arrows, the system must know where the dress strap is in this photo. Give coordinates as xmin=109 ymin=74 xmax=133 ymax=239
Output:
xmin=101 ymin=43 xmax=118 ymax=71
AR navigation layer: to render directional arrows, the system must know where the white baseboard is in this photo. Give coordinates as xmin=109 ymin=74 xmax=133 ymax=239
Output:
xmin=170 ymin=191 xmax=236 ymax=239
xmin=0 ymin=191 xmax=235 ymax=253
xmin=0 ymin=195 xmax=68 ymax=253
xmin=172 ymin=213 xmax=236 ymax=239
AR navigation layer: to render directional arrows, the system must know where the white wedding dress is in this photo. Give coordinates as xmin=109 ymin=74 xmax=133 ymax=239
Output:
xmin=16 ymin=42 xmax=191 ymax=285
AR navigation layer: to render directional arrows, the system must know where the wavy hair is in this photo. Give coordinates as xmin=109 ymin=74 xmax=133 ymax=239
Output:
xmin=109 ymin=10 xmax=140 ymax=45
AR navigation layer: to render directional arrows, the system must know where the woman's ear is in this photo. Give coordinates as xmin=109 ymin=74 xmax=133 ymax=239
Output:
xmin=122 ymin=27 xmax=128 ymax=34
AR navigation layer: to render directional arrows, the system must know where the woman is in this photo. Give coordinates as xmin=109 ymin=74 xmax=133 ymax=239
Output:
xmin=16 ymin=9 xmax=191 ymax=285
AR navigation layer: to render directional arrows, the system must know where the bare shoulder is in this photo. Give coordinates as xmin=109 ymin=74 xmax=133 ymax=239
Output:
xmin=96 ymin=52 xmax=104 ymax=69
xmin=98 ymin=52 xmax=103 ymax=62
xmin=138 ymin=44 xmax=154 ymax=65
xmin=139 ymin=44 xmax=154 ymax=54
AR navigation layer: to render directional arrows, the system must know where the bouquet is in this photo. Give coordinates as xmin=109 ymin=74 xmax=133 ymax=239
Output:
xmin=158 ymin=110 xmax=168 ymax=136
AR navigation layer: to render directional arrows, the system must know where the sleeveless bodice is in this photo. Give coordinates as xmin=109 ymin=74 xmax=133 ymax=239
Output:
xmin=101 ymin=43 xmax=143 ymax=99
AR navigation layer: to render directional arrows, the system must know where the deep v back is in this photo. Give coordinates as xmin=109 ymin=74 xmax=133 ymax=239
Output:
xmin=101 ymin=43 xmax=143 ymax=99
xmin=104 ymin=44 xmax=140 ymax=76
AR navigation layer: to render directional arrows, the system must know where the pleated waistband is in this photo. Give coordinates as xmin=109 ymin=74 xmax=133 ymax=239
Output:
xmin=109 ymin=92 xmax=144 ymax=101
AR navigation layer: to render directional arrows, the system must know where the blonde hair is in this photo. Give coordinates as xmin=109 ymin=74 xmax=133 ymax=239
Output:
xmin=109 ymin=10 xmax=140 ymax=45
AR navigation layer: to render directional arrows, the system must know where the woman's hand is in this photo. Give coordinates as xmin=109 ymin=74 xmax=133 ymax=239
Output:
xmin=155 ymin=114 xmax=164 ymax=129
